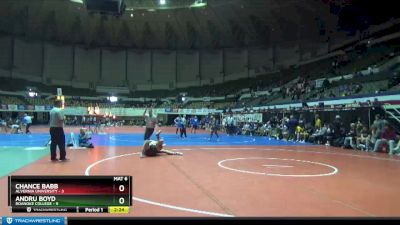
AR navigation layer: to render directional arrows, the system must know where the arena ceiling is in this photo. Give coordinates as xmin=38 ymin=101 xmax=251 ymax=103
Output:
xmin=0 ymin=0 xmax=396 ymax=49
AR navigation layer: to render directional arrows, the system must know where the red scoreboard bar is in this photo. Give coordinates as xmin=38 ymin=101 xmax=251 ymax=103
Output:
xmin=8 ymin=176 xmax=132 ymax=214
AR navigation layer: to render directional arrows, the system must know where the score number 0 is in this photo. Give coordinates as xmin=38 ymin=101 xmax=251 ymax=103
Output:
xmin=118 ymin=184 xmax=125 ymax=205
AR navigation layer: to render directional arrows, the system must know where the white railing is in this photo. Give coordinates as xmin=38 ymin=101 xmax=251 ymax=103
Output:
xmin=383 ymin=104 xmax=400 ymax=124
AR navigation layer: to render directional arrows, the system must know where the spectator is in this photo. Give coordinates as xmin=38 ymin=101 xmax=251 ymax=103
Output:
xmin=371 ymin=114 xmax=388 ymax=141
xmin=343 ymin=123 xmax=357 ymax=149
xmin=315 ymin=114 xmax=322 ymax=130
xmin=373 ymin=125 xmax=397 ymax=153
xmin=332 ymin=115 xmax=345 ymax=147
xmin=389 ymin=139 xmax=400 ymax=155
xmin=287 ymin=115 xmax=298 ymax=141
xmin=310 ymin=123 xmax=328 ymax=144
xmin=226 ymin=114 xmax=236 ymax=136
xmin=295 ymin=124 xmax=305 ymax=142
xmin=0 ymin=117 xmax=8 ymax=133
xmin=10 ymin=119 xmax=22 ymax=134
xmin=356 ymin=125 xmax=370 ymax=151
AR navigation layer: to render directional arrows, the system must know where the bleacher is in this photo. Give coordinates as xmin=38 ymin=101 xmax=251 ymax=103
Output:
xmin=0 ymin=40 xmax=399 ymax=110
xmin=26 ymin=98 xmax=52 ymax=106
xmin=0 ymin=96 xmax=26 ymax=105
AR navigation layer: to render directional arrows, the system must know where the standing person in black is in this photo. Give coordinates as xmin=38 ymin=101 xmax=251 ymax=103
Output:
xmin=143 ymin=108 xmax=158 ymax=140
xmin=332 ymin=115 xmax=345 ymax=147
xmin=287 ymin=115 xmax=298 ymax=141
xmin=209 ymin=115 xmax=220 ymax=141
xmin=180 ymin=115 xmax=187 ymax=138
xmin=49 ymin=100 xmax=68 ymax=162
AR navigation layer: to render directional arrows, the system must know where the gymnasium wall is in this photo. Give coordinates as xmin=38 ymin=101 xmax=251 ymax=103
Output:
xmin=300 ymin=42 xmax=330 ymax=61
xmin=248 ymin=48 xmax=273 ymax=71
xmin=13 ymin=39 xmax=43 ymax=79
xmin=225 ymin=48 xmax=247 ymax=75
xmin=152 ymin=51 xmax=176 ymax=84
xmin=0 ymin=36 xmax=12 ymax=69
xmin=0 ymin=36 xmax=331 ymax=90
xmin=224 ymin=48 xmax=247 ymax=81
xmin=275 ymin=43 xmax=300 ymax=68
xmin=127 ymin=50 xmax=151 ymax=87
xmin=44 ymin=43 xmax=73 ymax=82
xmin=177 ymin=50 xmax=198 ymax=84
xmin=200 ymin=50 xmax=223 ymax=82
xmin=101 ymin=49 xmax=125 ymax=86
xmin=74 ymin=47 xmax=100 ymax=83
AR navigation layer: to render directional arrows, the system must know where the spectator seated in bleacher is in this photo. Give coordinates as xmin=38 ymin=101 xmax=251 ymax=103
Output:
xmin=356 ymin=125 xmax=370 ymax=151
xmin=10 ymin=119 xmax=22 ymax=134
xmin=296 ymin=123 xmax=312 ymax=143
xmin=295 ymin=124 xmax=304 ymax=142
xmin=309 ymin=123 xmax=328 ymax=144
xmin=248 ymin=122 xmax=256 ymax=136
xmin=280 ymin=123 xmax=289 ymax=141
xmin=389 ymin=138 xmax=400 ymax=155
xmin=242 ymin=123 xmax=250 ymax=135
xmin=255 ymin=123 xmax=266 ymax=136
xmin=343 ymin=123 xmax=357 ymax=149
xmin=373 ymin=125 xmax=397 ymax=153
xmin=263 ymin=122 xmax=272 ymax=136
xmin=0 ymin=118 xmax=8 ymax=133
xmin=303 ymin=123 xmax=314 ymax=143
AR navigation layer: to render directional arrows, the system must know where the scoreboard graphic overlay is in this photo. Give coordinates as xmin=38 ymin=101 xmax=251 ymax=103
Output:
xmin=8 ymin=176 xmax=132 ymax=214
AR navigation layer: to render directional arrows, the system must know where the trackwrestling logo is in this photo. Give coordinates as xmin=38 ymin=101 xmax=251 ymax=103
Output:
xmin=2 ymin=217 xmax=64 ymax=225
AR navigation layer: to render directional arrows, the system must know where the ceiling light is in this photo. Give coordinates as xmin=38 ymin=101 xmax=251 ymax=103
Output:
xmin=160 ymin=0 xmax=166 ymax=5
xmin=190 ymin=0 xmax=207 ymax=8
xmin=70 ymin=0 xmax=83 ymax=4
xmin=108 ymin=96 xmax=118 ymax=103
xmin=28 ymin=91 xmax=38 ymax=98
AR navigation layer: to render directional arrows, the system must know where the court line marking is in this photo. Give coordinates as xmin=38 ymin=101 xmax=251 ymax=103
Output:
xmin=24 ymin=147 xmax=47 ymax=151
xmin=197 ymin=147 xmax=400 ymax=163
xmin=84 ymin=153 xmax=140 ymax=176
xmin=218 ymin=157 xmax=338 ymax=177
xmin=262 ymin=165 xmax=293 ymax=168
xmin=85 ymin=152 xmax=234 ymax=217
xmin=109 ymin=137 xmax=135 ymax=142
xmin=332 ymin=200 xmax=375 ymax=217
xmin=200 ymin=147 xmax=255 ymax=150
xmin=84 ymin=146 xmax=400 ymax=216
xmin=109 ymin=136 xmax=265 ymax=145
xmin=132 ymin=196 xmax=234 ymax=217
xmin=0 ymin=138 xmax=49 ymax=143
xmin=171 ymin=149 xmax=193 ymax=151
xmin=109 ymin=136 xmax=226 ymax=143
xmin=270 ymin=148 xmax=400 ymax=163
